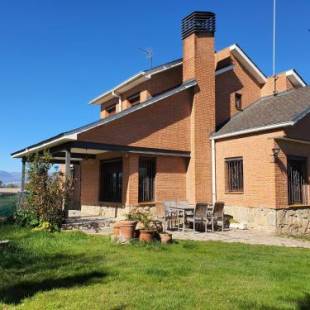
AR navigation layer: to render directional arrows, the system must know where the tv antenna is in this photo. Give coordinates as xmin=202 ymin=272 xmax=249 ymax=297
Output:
xmin=272 ymin=0 xmax=278 ymax=95
xmin=139 ymin=48 xmax=153 ymax=69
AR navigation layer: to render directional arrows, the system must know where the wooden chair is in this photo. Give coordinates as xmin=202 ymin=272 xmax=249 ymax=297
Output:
xmin=162 ymin=201 xmax=177 ymax=230
xmin=211 ymin=202 xmax=225 ymax=232
xmin=186 ymin=204 xmax=209 ymax=232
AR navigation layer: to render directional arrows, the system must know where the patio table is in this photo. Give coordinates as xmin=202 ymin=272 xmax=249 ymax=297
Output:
xmin=168 ymin=205 xmax=195 ymax=232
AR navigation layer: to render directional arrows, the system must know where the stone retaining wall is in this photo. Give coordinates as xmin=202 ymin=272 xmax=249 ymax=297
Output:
xmin=81 ymin=204 xmax=158 ymax=219
xmin=224 ymin=205 xmax=277 ymax=232
xmin=276 ymin=207 xmax=310 ymax=235
xmin=225 ymin=205 xmax=310 ymax=235
xmin=81 ymin=205 xmax=129 ymax=218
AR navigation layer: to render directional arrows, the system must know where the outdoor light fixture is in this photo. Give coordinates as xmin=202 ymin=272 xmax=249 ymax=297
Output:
xmin=272 ymin=147 xmax=281 ymax=160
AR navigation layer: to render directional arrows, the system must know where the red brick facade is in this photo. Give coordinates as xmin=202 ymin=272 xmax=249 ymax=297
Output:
xmin=77 ymin=11 xmax=308 ymax=230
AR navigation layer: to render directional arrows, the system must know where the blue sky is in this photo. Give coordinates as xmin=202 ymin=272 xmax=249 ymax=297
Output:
xmin=1 ymin=0 xmax=309 ymax=172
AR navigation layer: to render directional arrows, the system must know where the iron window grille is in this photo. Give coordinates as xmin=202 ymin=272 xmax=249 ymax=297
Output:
xmin=225 ymin=157 xmax=244 ymax=192
xmin=287 ymin=156 xmax=308 ymax=205
xmin=138 ymin=157 xmax=156 ymax=202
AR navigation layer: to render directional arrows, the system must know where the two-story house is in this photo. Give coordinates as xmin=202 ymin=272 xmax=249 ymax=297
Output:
xmin=12 ymin=11 xmax=310 ymax=234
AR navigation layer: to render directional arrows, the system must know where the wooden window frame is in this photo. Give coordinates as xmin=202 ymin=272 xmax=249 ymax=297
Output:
xmin=127 ymin=93 xmax=140 ymax=106
xmin=225 ymin=157 xmax=244 ymax=193
xmin=99 ymin=158 xmax=123 ymax=203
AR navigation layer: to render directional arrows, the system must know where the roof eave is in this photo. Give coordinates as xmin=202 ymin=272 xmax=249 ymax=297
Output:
xmin=12 ymin=79 xmax=197 ymax=159
xmin=89 ymin=72 xmax=147 ymax=105
xmin=89 ymin=59 xmax=184 ymax=106
xmin=211 ymin=121 xmax=294 ymax=141
xmin=11 ymin=134 xmax=78 ymax=159
xmin=286 ymin=69 xmax=307 ymax=88
xmin=229 ymin=44 xmax=267 ymax=84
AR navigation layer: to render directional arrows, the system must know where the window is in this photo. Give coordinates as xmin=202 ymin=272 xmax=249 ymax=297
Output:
xmin=235 ymin=93 xmax=242 ymax=111
xmin=288 ymin=157 xmax=308 ymax=205
xmin=139 ymin=157 xmax=156 ymax=202
xmin=100 ymin=159 xmax=122 ymax=202
xmin=128 ymin=93 xmax=140 ymax=106
xmin=106 ymin=104 xmax=116 ymax=115
xmin=225 ymin=157 xmax=243 ymax=192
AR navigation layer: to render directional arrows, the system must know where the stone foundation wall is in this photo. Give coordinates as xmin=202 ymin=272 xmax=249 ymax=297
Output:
xmin=81 ymin=205 xmax=130 ymax=219
xmin=225 ymin=205 xmax=310 ymax=235
xmin=276 ymin=208 xmax=310 ymax=235
xmin=224 ymin=205 xmax=277 ymax=232
xmin=81 ymin=204 xmax=159 ymax=219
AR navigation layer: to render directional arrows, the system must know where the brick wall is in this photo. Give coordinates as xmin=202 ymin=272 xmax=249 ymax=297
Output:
xmin=79 ymin=90 xmax=192 ymax=152
xmin=215 ymin=53 xmax=262 ymax=128
xmin=215 ymin=131 xmax=283 ymax=209
xmin=261 ymin=73 xmax=294 ymax=97
xmin=100 ymin=66 xmax=182 ymax=118
xmin=80 ymin=159 xmax=100 ymax=205
xmin=155 ymin=156 xmax=187 ymax=202
xmin=183 ymin=32 xmax=215 ymax=204
xmin=80 ymin=153 xmax=187 ymax=208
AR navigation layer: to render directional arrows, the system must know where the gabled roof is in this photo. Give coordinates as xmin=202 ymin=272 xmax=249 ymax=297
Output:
xmin=212 ymin=86 xmax=310 ymax=140
xmin=12 ymin=79 xmax=197 ymax=158
xmin=285 ymin=69 xmax=307 ymax=88
xmin=90 ymin=58 xmax=182 ymax=105
xmin=229 ymin=44 xmax=267 ymax=84
xmin=90 ymin=44 xmax=272 ymax=106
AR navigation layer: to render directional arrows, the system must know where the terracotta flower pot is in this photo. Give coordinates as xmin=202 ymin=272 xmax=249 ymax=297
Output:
xmin=119 ymin=221 xmax=137 ymax=242
xmin=160 ymin=233 xmax=172 ymax=244
xmin=139 ymin=230 xmax=154 ymax=243
xmin=113 ymin=222 xmax=121 ymax=237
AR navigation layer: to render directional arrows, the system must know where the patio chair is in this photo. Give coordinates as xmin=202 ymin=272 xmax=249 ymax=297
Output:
xmin=210 ymin=202 xmax=225 ymax=232
xmin=175 ymin=201 xmax=195 ymax=231
xmin=162 ymin=201 xmax=177 ymax=231
xmin=186 ymin=204 xmax=209 ymax=232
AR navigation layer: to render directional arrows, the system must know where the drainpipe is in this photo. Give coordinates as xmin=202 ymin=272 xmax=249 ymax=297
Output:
xmin=112 ymin=91 xmax=122 ymax=112
xmin=211 ymin=138 xmax=217 ymax=205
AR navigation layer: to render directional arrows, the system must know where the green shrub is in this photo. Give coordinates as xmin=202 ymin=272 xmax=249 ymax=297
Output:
xmin=16 ymin=152 xmax=73 ymax=231
xmin=15 ymin=207 xmax=39 ymax=227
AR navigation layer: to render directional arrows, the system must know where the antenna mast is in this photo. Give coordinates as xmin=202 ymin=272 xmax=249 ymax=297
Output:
xmin=139 ymin=48 xmax=153 ymax=69
xmin=273 ymin=0 xmax=278 ymax=95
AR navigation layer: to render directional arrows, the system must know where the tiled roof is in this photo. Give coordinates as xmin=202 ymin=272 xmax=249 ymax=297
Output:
xmin=213 ymin=86 xmax=310 ymax=139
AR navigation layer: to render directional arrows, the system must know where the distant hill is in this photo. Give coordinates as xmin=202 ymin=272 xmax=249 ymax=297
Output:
xmin=0 ymin=171 xmax=21 ymax=185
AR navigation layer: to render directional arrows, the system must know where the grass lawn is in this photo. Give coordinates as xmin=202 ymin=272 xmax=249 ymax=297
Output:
xmin=0 ymin=194 xmax=17 ymax=217
xmin=0 ymin=225 xmax=309 ymax=310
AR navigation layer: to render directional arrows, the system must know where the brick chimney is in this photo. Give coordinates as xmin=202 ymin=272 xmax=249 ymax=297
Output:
xmin=182 ymin=11 xmax=216 ymax=204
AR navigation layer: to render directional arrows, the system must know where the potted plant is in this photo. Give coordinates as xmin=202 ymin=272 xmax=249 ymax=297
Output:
xmin=138 ymin=210 xmax=154 ymax=243
xmin=111 ymin=222 xmax=121 ymax=241
xmin=118 ymin=212 xmax=138 ymax=242
xmin=159 ymin=232 xmax=172 ymax=244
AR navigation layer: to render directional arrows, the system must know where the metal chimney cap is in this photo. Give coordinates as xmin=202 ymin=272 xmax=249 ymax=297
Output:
xmin=182 ymin=11 xmax=216 ymax=39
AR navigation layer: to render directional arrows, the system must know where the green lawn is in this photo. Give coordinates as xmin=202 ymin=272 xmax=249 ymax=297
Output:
xmin=0 ymin=194 xmax=17 ymax=217
xmin=0 ymin=225 xmax=309 ymax=310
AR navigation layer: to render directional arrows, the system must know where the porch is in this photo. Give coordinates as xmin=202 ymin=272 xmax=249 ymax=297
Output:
xmin=17 ymin=140 xmax=191 ymax=218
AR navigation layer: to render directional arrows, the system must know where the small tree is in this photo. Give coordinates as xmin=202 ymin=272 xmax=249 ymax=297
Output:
xmin=16 ymin=152 xmax=73 ymax=231
xmin=0 ymin=180 xmax=3 ymax=188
